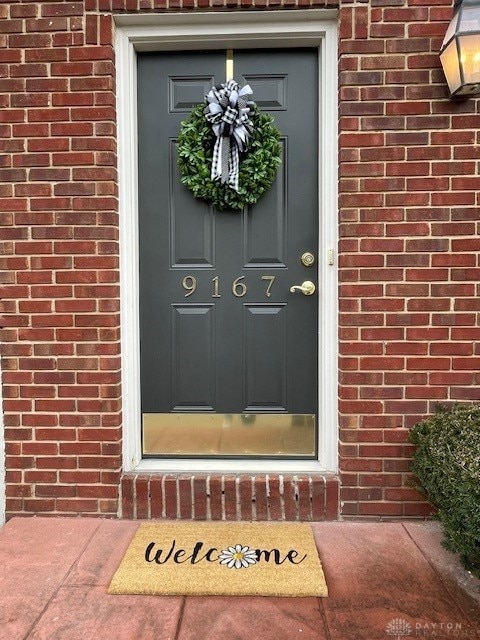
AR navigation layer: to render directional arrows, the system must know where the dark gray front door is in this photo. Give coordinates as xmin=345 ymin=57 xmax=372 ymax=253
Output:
xmin=137 ymin=49 xmax=319 ymax=458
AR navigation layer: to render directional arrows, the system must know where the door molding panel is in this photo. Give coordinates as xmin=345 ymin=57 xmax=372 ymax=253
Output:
xmin=116 ymin=10 xmax=338 ymax=474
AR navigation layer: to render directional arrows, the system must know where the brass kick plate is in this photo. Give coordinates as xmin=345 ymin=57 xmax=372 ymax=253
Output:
xmin=143 ymin=413 xmax=316 ymax=457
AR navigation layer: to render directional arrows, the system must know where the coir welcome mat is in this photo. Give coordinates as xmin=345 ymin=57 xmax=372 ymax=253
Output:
xmin=108 ymin=522 xmax=328 ymax=597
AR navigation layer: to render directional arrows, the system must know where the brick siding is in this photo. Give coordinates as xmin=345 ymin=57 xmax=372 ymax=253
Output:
xmin=0 ymin=0 xmax=477 ymax=520
xmin=337 ymin=0 xmax=479 ymax=518
xmin=1 ymin=0 xmax=120 ymax=517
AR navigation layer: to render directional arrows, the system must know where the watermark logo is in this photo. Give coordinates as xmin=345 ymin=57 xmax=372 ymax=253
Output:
xmin=386 ymin=618 xmax=413 ymax=639
xmin=386 ymin=620 xmax=478 ymax=639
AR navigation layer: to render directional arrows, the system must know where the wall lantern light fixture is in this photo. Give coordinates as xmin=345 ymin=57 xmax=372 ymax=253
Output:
xmin=440 ymin=0 xmax=480 ymax=97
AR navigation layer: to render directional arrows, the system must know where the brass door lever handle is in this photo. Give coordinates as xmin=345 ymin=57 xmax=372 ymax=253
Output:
xmin=289 ymin=281 xmax=316 ymax=296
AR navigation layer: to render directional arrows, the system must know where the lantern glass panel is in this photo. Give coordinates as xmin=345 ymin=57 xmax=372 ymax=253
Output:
xmin=458 ymin=5 xmax=480 ymax=32
xmin=442 ymin=11 xmax=460 ymax=47
xmin=440 ymin=39 xmax=462 ymax=94
xmin=458 ymin=33 xmax=480 ymax=83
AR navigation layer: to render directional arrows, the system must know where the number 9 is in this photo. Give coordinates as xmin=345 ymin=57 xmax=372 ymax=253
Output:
xmin=182 ymin=276 xmax=197 ymax=297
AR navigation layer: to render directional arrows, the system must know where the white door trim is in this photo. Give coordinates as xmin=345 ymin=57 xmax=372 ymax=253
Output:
xmin=115 ymin=9 xmax=339 ymax=474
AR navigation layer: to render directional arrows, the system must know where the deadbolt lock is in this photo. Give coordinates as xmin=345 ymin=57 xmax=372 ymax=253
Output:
xmin=301 ymin=252 xmax=315 ymax=267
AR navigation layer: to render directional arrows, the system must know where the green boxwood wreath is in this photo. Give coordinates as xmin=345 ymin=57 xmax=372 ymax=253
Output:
xmin=177 ymin=103 xmax=282 ymax=211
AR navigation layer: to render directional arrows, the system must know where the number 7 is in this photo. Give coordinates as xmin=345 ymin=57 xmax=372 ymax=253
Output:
xmin=261 ymin=275 xmax=275 ymax=298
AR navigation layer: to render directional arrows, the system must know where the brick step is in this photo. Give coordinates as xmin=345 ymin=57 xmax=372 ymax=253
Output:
xmin=121 ymin=474 xmax=340 ymax=521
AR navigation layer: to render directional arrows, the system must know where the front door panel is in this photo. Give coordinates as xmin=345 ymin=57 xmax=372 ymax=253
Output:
xmin=138 ymin=49 xmax=319 ymax=458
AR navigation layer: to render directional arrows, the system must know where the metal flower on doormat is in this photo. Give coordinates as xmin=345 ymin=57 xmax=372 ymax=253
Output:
xmin=177 ymin=80 xmax=282 ymax=211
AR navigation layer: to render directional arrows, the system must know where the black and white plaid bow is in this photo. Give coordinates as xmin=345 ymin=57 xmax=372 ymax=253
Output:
xmin=204 ymin=80 xmax=254 ymax=192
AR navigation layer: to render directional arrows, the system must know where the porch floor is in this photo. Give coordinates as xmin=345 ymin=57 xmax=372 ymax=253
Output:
xmin=0 ymin=517 xmax=478 ymax=640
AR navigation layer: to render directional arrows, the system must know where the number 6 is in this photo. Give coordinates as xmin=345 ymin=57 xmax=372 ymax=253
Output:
xmin=232 ymin=276 xmax=247 ymax=298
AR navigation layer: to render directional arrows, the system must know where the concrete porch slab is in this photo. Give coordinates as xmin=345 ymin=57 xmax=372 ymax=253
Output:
xmin=0 ymin=518 xmax=478 ymax=640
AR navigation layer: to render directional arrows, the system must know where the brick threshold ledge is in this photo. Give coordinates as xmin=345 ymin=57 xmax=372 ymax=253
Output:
xmin=121 ymin=473 xmax=340 ymax=521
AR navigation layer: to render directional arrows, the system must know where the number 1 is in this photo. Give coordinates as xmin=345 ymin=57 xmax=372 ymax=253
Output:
xmin=212 ymin=276 xmax=221 ymax=298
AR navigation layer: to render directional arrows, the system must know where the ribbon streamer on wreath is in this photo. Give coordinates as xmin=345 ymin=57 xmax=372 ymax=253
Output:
xmin=204 ymin=80 xmax=254 ymax=192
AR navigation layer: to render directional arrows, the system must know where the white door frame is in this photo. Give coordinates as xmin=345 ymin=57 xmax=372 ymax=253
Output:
xmin=115 ymin=9 xmax=339 ymax=474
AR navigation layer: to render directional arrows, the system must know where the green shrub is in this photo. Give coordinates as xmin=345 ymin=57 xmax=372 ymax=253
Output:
xmin=408 ymin=403 xmax=480 ymax=578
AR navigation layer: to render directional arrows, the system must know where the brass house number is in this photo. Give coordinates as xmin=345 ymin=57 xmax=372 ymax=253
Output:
xmin=182 ymin=275 xmax=276 ymax=298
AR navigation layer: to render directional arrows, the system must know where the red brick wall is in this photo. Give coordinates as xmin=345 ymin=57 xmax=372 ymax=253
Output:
xmin=1 ymin=0 xmax=120 ymax=517
xmin=1 ymin=0 xmax=477 ymax=520
xmin=338 ymin=0 xmax=479 ymax=518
